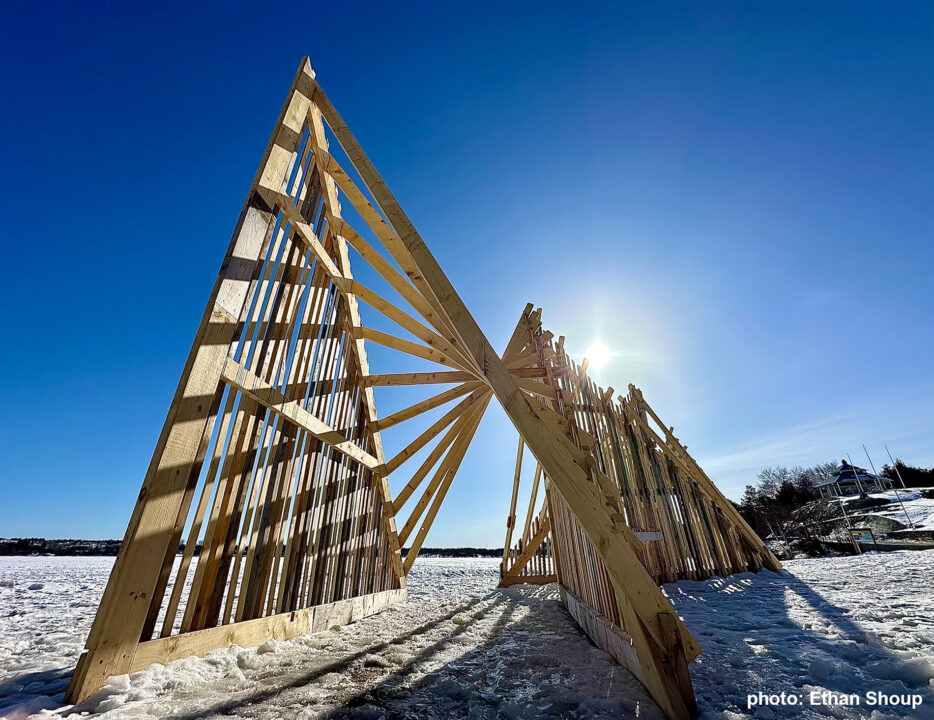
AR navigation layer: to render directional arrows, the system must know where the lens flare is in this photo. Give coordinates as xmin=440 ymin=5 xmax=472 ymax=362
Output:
xmin=584 ymin=341 xmax=611 ymax=369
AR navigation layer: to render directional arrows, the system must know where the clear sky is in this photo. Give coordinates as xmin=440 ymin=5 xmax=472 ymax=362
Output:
xmin=1 ymin=2 xmax=931 ymax=545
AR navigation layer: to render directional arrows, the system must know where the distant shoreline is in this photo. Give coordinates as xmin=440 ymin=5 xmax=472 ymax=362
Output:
xmin=0 ymin=538 xmax=502 ymax=558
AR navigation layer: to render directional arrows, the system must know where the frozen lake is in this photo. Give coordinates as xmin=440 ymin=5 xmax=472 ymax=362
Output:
xmin=1 ymin=552 xmax=932 ymax=719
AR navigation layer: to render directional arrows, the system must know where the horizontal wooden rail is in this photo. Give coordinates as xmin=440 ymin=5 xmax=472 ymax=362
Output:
xmin=132 ymin=588 xmax=406 ymax=671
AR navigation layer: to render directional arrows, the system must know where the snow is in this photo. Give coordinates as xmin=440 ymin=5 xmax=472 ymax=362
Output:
xmin=665 ymin=550 xmax=934 ymax=719
xmin=0 ymin=557 xmax=662 ymax=720
xmin=1 ymin=552 xmax=933 ymax=719
xmin=848 ymin=489 xmax=934 ymax=531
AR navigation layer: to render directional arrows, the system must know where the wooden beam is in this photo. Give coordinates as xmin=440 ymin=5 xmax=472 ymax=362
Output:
xmin=631 ymin=388 xmax=781 ymax=572
xmin=501 ymin=437 xmax=524 ymax=569
xmin=365 ymin=370 xmax=476 ymax=387
xmin=329 ymin=217 xmax=458 ymax=346
xmin=355 ymin=327 xmax=476 ymax=373
xmin=132 ymin=588 xmax=405 ymax=671
xmin=401 ymin=395 xmax=490 ymax=574
xmin=374 ymin=381 xmax=483 ymax=432
xmin=502 ymin=516 xmax=550 ymax=580
xmin=308 ymin=142 xmax=461 ymax=344
xmin=221 ymin=357 xmax=379 ymax=470
xmin=391 ymin=408 xmax=476 ymax=514
xmin=365 ymin=366 xmax=546 ymax=387
xmin=521 ymin=464 xmax=543 ymax=547
xmin=396 ymin=400 xmax=487 ymax=546
xmin=516 ymin=378 xmax=559 ymax=400
xmin=383 ymin=389 xmax=488 ymax=476
xmin=342 ymin=278 xmax=479 ymax=374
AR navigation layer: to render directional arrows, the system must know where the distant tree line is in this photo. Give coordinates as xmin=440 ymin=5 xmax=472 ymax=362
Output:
xmin=0 ymin=538 xmax=123 ymax=556
xmin=0 ymin=538 xmax=505 ymax=558
xmin=881 ymin=459 xmax=934 ymax=488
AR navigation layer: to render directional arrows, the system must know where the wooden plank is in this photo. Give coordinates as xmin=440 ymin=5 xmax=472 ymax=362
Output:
xmin=354 ymin=327 xmax=475 ymax=373
xmin=396 ymin=400 xmax=487 ymax=546
xmin=391 ymin=410 xmax=470 ymax=514
xmin=329 ymin=217 xmax=457 ymax=346
xmin=500 ymin=516 xmax=551 ymax=581
xmin=365 ymin=370 xmax=475 ymax=387
xmin=521 ymin=464 xmax=543 ymax=548
xmin=383 ymin=389 xmax=488 ymax=475
xmin=307 ymin=144 xmax=460 ymax=344
xmin=306 ymin=99 xmax=405 ymax=590
xmin=561 ymin=587 xmax=645 ymax=687
xmin=401 ymin=395 xmax=491 ymax=573
xmin=631 ymin=390 xmax=781 ymax=572
xmin=501 ymin=437 xmax=524 ymax=570
xmin=365 ymin=366 xmax=546 ymax=387
xmin=131 ymin=588 xmax=406 ymax=671
xmin=374 ymin=381 xmax=483 ymax=432
xmin=221 ymin=356 xmax=379 ymax=470
xmin=342 ymin=278 xmax=479 ymax=375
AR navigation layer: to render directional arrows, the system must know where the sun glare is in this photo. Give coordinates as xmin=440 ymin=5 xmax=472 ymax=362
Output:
xmin=584 ymin=341 xmax=611 ymax=369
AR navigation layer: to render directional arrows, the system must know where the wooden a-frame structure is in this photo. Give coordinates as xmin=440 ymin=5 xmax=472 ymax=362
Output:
xmin=67 ymin=59 xmax=780 ymax=719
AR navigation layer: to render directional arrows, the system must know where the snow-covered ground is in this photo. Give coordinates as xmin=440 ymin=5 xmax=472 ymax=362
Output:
xmin=666 ymin=551 xmax=934 ymax=719
xmin=847 ymin=489 xmax=934 ymax=531
xmin=1 ymin=552 xmax=932 ymax=719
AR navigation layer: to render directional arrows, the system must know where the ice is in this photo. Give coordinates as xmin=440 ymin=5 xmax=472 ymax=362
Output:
xmin=1 ymin=552 xmax=933 ymax=718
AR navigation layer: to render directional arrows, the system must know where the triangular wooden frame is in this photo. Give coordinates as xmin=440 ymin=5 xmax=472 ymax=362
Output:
xmin=66 ymin=59 xmax=781 ymax=720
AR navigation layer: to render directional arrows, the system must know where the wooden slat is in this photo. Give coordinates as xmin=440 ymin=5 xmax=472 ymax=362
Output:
xmin=502 ymin=516 xmax=551 ymax=580
xmin=374 ymin=381 xmax=483 ymax=432
xmin=305 ymin=103 xmax=405 ymax=589
xmin=354 ymin=327 xmax=476 ymax=373
xmin=343 ymin=278 xmax=479 ymax=376
xmin=133 ymin=588 xmax=405 ymax=671
xmin=401 ymin=394 xmax=491 ymax=574
xmin=221 ymin=357 xmax=379 ymax=470
xmin=383 ymin=389 xmax=488 ymax=475
xmin=391 ymin=402 xmax=481 ymax=513
xmin=365 ymin=366 xmax=545 ymax=387
xmin=396 ymin=398 xmax=488 ymax=546
xmin=501 ymin=437 xmax=524 ymax=569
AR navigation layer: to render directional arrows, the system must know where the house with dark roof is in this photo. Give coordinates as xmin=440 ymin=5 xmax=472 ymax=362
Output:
xmin=817 ymin=459 xmax=893 ymax=498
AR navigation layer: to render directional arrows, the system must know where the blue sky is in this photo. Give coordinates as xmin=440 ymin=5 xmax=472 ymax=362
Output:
xmin=1 ymin=2 xmax=931 ymax=545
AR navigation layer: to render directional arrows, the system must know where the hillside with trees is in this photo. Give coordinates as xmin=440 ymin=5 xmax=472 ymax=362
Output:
xmin=736 ymin=458 xmax=934 ymax=557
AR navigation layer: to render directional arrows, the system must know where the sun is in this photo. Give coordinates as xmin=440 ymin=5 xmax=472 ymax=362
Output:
xmin=584 ymin=341 xmax=611 ymax=369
